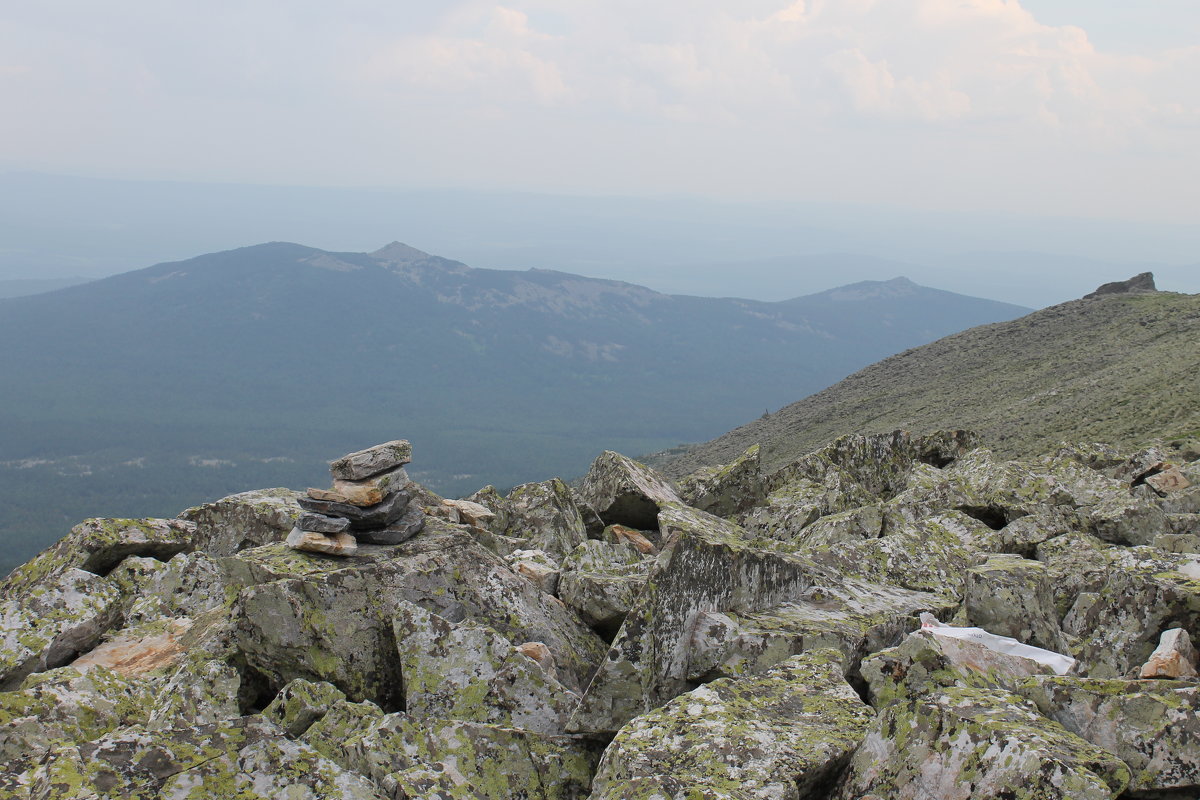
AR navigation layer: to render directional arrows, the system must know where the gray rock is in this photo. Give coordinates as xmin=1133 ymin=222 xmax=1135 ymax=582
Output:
xmin=309 ymin=465 xmax=410 ymax=508
xmin=964 ymin=554 xmax=1064 ymax=651
xmin=835 ymin=686 xmax=1131 ymax=799
xmin=353 ymin=507 xmax=425 ymax=545
xmin=329 ymin=439 xmax=412 ymax=481
xmin=677 ymin=444 xmax=765 ymax=518
xmin=285 ymin=528 xmax=358 ymax=557
xmin=393 ymin=601 xmax=579 ymax=734
xmin=298 ymin=489 xmax=410 ymax=530
xmin=558 ymin=540 xmax=651 ymax=635
xmin=591 ymin=649 xmax=873 ymax=800
xmin=579 ymin=451 xmax=682 ymax=530
xmin=1139 ymin=627 xmax=1199 ymax=678
xmin=179 ymin=488 xmax=302 ymax=556
xmin=505 ymin=478 xmax=588 ymax=560
xmin=297 ymin=512 xmax=351 ymax=534
xmin=1017 ymin=675 xmax=1200 ymax=794
xmin=1084 ymin=271 xmax=1156 ymax=298
xmin=262 ymin=678 xmax=348 ymax=737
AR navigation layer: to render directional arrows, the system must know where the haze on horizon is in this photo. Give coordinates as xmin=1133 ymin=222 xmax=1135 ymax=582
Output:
xmin=1 ymin=1 xmax=1197 ymax=306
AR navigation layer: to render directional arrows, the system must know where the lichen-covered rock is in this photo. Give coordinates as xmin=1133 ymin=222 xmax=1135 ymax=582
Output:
xmin=1017 ymin=676 xmax=1200 ymax=794
xmin=861 ymin=629 xmax=1058 ymax=707
xmin=179 ymin=488 xmax=302 ymax=556
xmin=1038 ymin=535 xmax=1200 ymax=675
xmin=558 ymin=540 xmax=651 ymax=635
xmin=464 ymin=485 xmax=514 ymax=534
xmin=835 ymin=687 xmax=1131 ymax=800
xmin=262 ymin=678 xmax=347 ymax=737
xmin=1140 ymin=627 xmax=1199 ymax=678
xmin=579 ymin=451 xmax=682 ymax=530
xmin=232 ymin=520 xmax=605 ymax=708
xmin=677 ymin=444 xmax=765 ymax=518
xmin=808 ymin=511 xmax=989 ymax=596
xmin=741 ymin=474 xmax=870 ymax=544
xmin=591 ymin=649 xmax=873 ymax=800
xmin=329 ymin=439 xmax=412 ymax=481
xmin=791 ymin=504 xmax=883 ymax=548
xmin=506 ymin=548 xmax=561 ymax=594
xmin=304 ymin=702 xmax=601 ymax=800
xmin=505 ymin=478 xmax=589 ymax=561
xmin=109 ymin=551 xmax=227 ymax=626
xmin=285 ymin=527 xmax=359 ymax=556
xmin=0 ymin=666 xmax=152 ymax=764
xmin=393 ymin=602 xmax=579 ymax=734
xmin=570 ymin=504 xmax=949 ymax=733
xmin=963 ymin=554 xmax=1064 ymax=651
xmin=0 ymin=567 xmax=122 ymax=690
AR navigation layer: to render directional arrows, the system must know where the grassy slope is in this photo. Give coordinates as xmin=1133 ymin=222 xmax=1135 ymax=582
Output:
xmin=651 ymin=291 xmax=1200 ymax=478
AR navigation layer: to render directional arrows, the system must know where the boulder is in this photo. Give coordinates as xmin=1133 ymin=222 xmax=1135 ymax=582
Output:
xmin=861 ymin=629 xmax=1058 ymax=707
xmin=110 ymin=551 xmax=227 ymax=626
xmin=463 ymin=485 xmax=514 ymax=533
xmin=1017 ymin=675 xmax=1200 ymax=794
xmin=505 ymin=478 xmax=589 ymax=561
xmin=570 ymin=504 xmax=951 ymax=733
xmin=835 ymin=687 xmax=1131 ymax=800
xmin=303 ymin=701 xmax=601 ymax=800
xmin=603 ymin=524 xmax=657 ymax=555
xmin=1139 ymin=627 xmax=1199 ymax=679
xmin=579 ymin=451 xmax=682 ymax=530
xmin=558 ymin=540 xmax=652 ymax=636
xmin=262 ymin=678 xmax=347 ymax=737
xmin=178 ymin=488 xmax=301 ymax=556
xmin=393 ymin=602 xmax=578 ymax=734
xmin=440 ymin=498 xmax=496 ymax=528
xmin=505 ymin=548 xmax=561 ymax=594
xmin=591 ymin=650 xmax=873 ymax=800
xmin=963 ymin=554 xmax=1064 ymax=651
xmin=0 ymin=568 xmax=122 ymax=690
xmin=677 ymin=444 xmax=765 ymax=518
xmin=329 ymin=439 xmax=412 ymax=481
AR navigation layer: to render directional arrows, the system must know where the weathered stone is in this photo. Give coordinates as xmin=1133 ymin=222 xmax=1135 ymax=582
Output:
xmin=591 ymin=650 xmax=873 ymax=800
xmin=793 ymin=504 xmax=884 ymax=548
xmin=441 ymin=497 xmax=496 ymax=528
xmin=0 ymin=665 xmax=152 ymax=764
xmin=505 ymin=478 xmax=588 ymax=561
xmin=836 ymin=686 xmax=1131 ymax=800
xmin=506 ymin=549 xmax=561 ymax=594
xmin=741 ymin=473 xmax=869 ymax=544
xmin=603 ymin=524 xmax=658 ymax=555
xmin=677 ymin=444 xmax=765 ymax=518
xmin=579 ymin=451 xmax=682 ymax=530
xmin=233 ymin=521 xmax=605 ymax=708
xmin=861 ymin=629 xmax=1058 ymax=707
xmin=393 ymin=602 xmax=578 ymax=734
xmin=297 ymin=512 xmax=350 ymax=534
xmin=303 ymin=703 xmax=601 ymax=800
xmin=1038 ymin=534 xmax=1200 ymax=676
xmin=298 ymin=489 xmax=411 ymax=530
xmin=1017 ymin=675 xmax=1200 ymax=794
xmin=1085 ymin=492 xmax=1170 ymax=546
xmin=179 ymin=487 xmax=302 ymax=556
xmin=308 ymin=465 xmax=410 ymax=508
xmin=570 ymin=504 xmax=950 ymax=733
xmin=71 ymin=617 xmax=195 ymax=678
xmin=463 ymin=485 xmax=514 ymax=533
xmin=285 ymin=527 xmax=358 ymax=557
xmin=3 ymin=517 xmax=195 ymax=600
xmin=558 ymin=540 xmax=650 ymax=636
xmin=262 ymin=678 xmax=347 ymax=737
xmin=1139 ymin=627 xmax=1199 ymax=678
xmin=329 ymin=439 xmax=412 ymax=481
xmin=1084 ymin=270 xmax=1156 ymax=298
xmin=353 ymin=507 xmax=425 ymax=545
xmin=110 ymin=552 xmax=227 ymax=627
xmin=685 ymin=587 xmax=956 ymax=685
xmin=0 ymin=567 xmax=122 ymax=690
xmin=964 ymin=554 xmax=1064 ymax=651
xmin=1146 ymin=464 xmax=1192 ymax=494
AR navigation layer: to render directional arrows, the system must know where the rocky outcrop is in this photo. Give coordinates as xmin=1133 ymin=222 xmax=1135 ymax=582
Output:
xmin=1083 ymin=271 xmax=1157 ymax=299
xmin=3 ymin=432 xmax=1200 ymax=796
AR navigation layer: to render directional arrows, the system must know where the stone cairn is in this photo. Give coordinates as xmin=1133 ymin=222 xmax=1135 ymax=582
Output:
xmin=285 ymin=439 xmax=425 ymax=557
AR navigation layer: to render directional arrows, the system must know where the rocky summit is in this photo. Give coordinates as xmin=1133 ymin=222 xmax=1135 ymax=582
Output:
xmin=2 ymin=430 xmax=1200 ymax=799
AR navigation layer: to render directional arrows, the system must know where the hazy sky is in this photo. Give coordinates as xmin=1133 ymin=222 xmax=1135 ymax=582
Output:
xmin=2 ymin=1 xmax=1198 ymax=227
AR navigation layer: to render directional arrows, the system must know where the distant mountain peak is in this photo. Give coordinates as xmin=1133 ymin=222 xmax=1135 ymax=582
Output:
xmin=371 ymin=241 xmax=432 ymax=264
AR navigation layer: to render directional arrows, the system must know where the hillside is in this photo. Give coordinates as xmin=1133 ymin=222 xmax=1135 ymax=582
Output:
xmin=0 ymin=241 xmax=1025 ymax=572
xmin=650 ymin=278 xmax=1200 ymax=478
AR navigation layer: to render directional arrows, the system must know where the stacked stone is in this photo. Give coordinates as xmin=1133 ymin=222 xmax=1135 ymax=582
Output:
xmin=285 ymin=439 xmax=425 ymax=557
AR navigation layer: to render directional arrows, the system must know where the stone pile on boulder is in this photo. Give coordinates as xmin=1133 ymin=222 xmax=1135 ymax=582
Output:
xmin=287 ymin=440 xmax=425 ymax=557
xmin=0 ymin=429 xmax=1199 ymax=797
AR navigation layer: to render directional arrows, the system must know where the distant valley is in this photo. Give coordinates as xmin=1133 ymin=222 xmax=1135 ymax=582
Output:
xmin=0 ymin=241 xmax=1027 ymax=572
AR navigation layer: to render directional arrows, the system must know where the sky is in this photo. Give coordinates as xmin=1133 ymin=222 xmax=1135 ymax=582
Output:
xmin=2 ymin=1 xmax=1198 ymax=226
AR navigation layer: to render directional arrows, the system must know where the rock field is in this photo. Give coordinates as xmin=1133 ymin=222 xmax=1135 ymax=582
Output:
xmin=1 ymin=430 xmax=1199 ymax=799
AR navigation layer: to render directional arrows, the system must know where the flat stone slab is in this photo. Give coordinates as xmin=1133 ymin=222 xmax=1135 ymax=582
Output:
xmin=286 ymin=528 xmax=358 ymax=557
xmin=354 ymin=507 xmax=425 ymax=545
xmin=329 ymin=440 xmax=412 ymax=481
xmin=309 ymin=466 xmax=410 ymax=508
xmin=298 ymin=490 xmax=410 ymax=530
xmin=298 ymin=513 xmax=351 ymax=534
